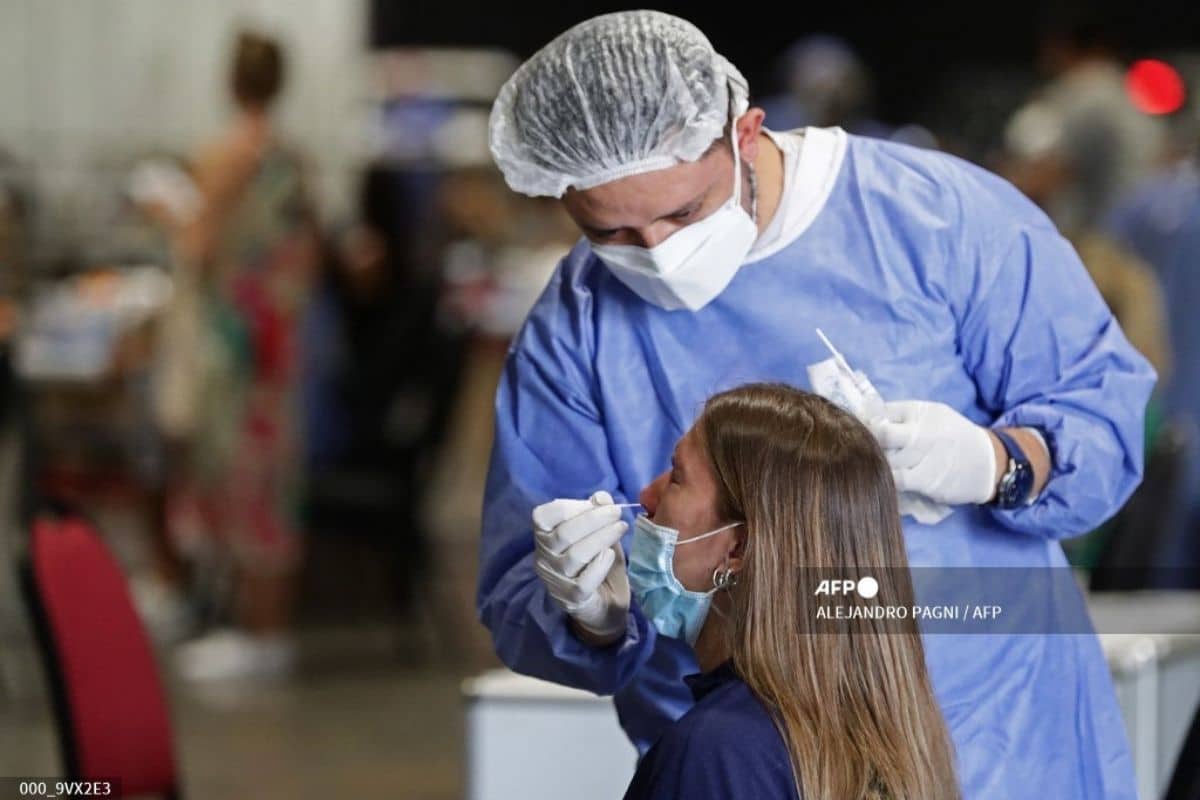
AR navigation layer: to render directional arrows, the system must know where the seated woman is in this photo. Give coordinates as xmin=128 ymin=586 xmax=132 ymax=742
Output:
xmin=624 ymin=383 xmax=959 ymax=800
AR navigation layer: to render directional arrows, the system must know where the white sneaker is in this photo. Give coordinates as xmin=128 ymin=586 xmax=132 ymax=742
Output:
xmin=175 ymin=629 xmax=297 ymax=683
xmin=129 ymin=575 xmax=195 ymax=644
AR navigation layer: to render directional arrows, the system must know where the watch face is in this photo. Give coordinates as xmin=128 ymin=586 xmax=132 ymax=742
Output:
xmin=999 ymin=462 xmax=1034 ymax=508
xmin=998 ymin=473 xmax=1018 ymax=507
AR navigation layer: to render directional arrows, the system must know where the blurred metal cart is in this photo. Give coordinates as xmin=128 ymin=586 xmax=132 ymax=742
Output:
xmin=11 ymin=266 xmax=194 ymax=629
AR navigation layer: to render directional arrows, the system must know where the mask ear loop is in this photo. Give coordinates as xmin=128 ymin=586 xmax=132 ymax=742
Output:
xmin=729 ymin=116 xmax=758 ymax=224
xmin=674 ymin=520 xmax=741 ymax=546
xmin=727 ymin=87 xmax=757 ymax=225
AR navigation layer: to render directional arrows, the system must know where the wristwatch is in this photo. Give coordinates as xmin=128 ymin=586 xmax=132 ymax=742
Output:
xmin=991 ymin=429 xmax=1036 ymax=509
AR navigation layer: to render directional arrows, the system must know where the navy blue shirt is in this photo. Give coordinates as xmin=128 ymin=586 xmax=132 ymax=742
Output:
xmin=623 ymin=661 xmax=800 ymax=800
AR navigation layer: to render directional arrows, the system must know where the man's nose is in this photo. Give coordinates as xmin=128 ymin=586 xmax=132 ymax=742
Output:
xmin=635 ymin=222 xmax=681 ymax=250
xmin=639 ymin=471 xmax=669 ymax=515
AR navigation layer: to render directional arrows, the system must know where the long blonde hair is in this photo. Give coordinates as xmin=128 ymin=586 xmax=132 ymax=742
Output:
xmin=698 ymin=383 xmax=960 ymax=800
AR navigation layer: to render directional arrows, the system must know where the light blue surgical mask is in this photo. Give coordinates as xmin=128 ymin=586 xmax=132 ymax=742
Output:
xmin=628 ymin=513 xmax=742 ymax=645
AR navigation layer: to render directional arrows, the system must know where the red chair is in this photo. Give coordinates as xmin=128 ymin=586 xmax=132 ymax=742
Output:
xmin=20 ymin=515 xmax=180 ymax=798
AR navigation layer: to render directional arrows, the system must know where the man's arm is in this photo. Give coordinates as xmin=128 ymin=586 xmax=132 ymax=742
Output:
xmin=478 ymin=333 xmax=656 ymax=693
xmin=955 ymin=221 xmax=1157 ymax=537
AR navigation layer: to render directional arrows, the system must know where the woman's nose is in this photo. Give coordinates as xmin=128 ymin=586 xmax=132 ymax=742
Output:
xmin=639 ymin=471 xmax=668 ymax=515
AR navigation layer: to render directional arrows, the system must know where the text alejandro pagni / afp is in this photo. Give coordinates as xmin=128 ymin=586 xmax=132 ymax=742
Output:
xmin=814 ymin=604 xmax=1004 ymax=621
xmin=812 ymin=578 xmax=1002 ymax=621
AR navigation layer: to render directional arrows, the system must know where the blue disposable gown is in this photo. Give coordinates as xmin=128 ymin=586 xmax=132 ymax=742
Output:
xmin=478 ymin=132 xmax=1154 ymax=799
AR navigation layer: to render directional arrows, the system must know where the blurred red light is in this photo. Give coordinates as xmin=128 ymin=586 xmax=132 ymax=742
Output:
xmin=1126 ymin=59 xmax=1186 ymax=115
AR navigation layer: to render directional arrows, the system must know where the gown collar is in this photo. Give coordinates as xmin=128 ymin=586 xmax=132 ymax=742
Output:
xmin=746 ymin=125 xmax=848 ymax=264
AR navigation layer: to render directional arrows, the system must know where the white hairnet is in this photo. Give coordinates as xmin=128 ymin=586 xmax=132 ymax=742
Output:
xmin=489 ymin=10 xmax=749 ymax=198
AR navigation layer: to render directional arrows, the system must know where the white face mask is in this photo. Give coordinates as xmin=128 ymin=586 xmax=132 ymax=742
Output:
xmin=589 ymin=119 xmax=759 ymax=311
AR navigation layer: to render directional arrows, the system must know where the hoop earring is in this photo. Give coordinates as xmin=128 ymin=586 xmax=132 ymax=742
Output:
xmin=712 ymin=566 xmax=738 ymax=591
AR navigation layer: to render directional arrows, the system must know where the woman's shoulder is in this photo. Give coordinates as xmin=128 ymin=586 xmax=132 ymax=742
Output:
xmin=625 ymin=675 xmax=799 ymax=800
xmin=667 ymin=676 xmax=787 ymax=758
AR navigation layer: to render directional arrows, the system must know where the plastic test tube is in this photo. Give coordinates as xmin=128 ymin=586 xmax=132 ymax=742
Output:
xmin=815 ymin=328 xmax=885 ymax=417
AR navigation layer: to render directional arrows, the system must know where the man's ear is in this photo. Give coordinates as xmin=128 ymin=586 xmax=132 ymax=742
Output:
xmin=735 ymin=107 xmax=766 ymax=163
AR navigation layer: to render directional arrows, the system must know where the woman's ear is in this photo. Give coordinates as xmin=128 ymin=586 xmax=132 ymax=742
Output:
xmin=726 ymin=526 xmax=747 ymax=573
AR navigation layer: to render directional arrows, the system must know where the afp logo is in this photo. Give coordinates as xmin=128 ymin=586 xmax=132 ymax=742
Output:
xmin=815 ymin=576 xmax=879 ymax=599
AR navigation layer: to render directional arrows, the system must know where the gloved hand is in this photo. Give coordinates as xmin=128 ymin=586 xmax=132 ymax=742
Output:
xmin=532 ymin=491 xmax=630 ymax=643
xmin=867 ymin=400 xmax=998 ymax=507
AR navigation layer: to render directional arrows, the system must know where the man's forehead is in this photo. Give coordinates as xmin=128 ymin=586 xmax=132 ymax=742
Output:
xmin=563 ymin=151 xmax=721 ymax=225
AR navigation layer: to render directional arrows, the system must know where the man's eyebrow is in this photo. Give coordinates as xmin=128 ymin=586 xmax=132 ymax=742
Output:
xmin=653 ymin=177 xmax=717 ymax=222
xmin=585 ymin=177 xmax=719 ymax=235
xmin=582 ymin=222 xmax=618 ymax=236
xmin=653 ymin=193 xmax=705 ymax=222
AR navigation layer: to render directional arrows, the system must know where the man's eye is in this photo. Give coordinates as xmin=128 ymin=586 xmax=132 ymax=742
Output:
xmin=591 ymin=229 xmax=619 ymax=240
xmin=672 ymin=207 xmax=696 ymax=221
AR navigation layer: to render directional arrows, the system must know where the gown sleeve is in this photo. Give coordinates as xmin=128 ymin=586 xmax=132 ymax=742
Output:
xmin=951 ymin=186 xmax=1157 ymax=538
xmin=476 ymin=267 xmax=657 ymax=693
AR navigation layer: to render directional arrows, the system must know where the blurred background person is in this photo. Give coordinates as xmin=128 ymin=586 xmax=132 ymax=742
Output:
xmin=120 ymin=154 xmax=205 ymax=643
xmin=420 ymin=165 xmax=579 ymax=667
xmin=1102 ymin=77 xmax=1200 ymax=588
xmin=0 ymin=147 xmax=29 ymax=404
xmin=756 ymin=34 xmax=939 ymax=149
xmin=300 ymin=165 xmax=465 ymax=650
xmin=0 ymin=149 xmax=27 ymax=396
xmin=1002 ymin=7 xmax=1167 ymax=234
xmin=757 ymin=35 xmax=889 ymax=138
xmin=0 ymin=291 xmax=17 ymax=427
xmin=171 ymin=30 xmax=320 ymax=682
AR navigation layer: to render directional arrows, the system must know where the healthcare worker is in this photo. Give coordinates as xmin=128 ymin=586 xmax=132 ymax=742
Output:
xmin=478 ymin=11 xmax=1154 ymax=799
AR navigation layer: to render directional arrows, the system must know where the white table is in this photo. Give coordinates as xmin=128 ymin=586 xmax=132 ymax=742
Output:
xmin=1092 ymin=592 xmax=1200 ymax=800
xmin=463 ymin=670 xmax=636 ymax=800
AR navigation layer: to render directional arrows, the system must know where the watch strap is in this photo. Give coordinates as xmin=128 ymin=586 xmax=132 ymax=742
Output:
xmin=991 ymin=428 xmax=1035 ymax=508
xmin=992 ymin=429 xmax=1028 ymax=466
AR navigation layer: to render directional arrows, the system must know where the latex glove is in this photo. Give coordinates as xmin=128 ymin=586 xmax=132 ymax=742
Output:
xmin=867 ymin=400 xmax=997 ymax=506
xmin=897 ymin=493 xmax=953 ymax=526
xmin=532 ymin=491 xmax=630 ymax=642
